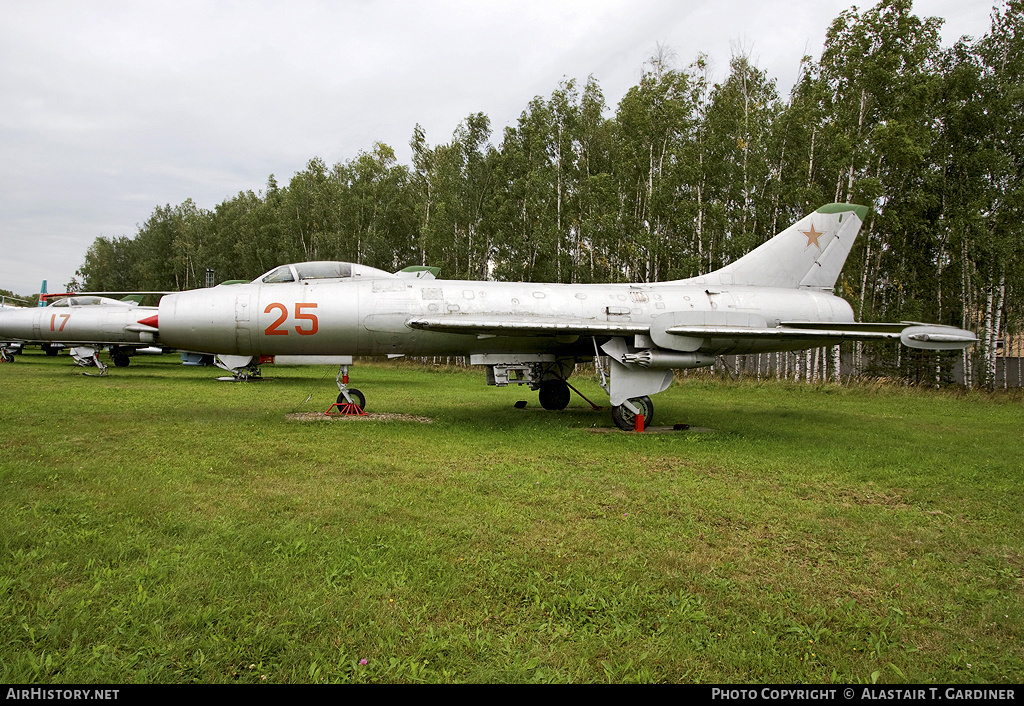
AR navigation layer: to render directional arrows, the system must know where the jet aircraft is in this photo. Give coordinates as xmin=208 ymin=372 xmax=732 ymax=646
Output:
xmin=0 ymin=296 xmax=28 ymax=361
xmin=0 ymin=295 xmax=162 ymax=373
xmin=0 ymin=296 xmax=28 ymax=309
xmin=145 ymin=204 xmax=976 ymax=430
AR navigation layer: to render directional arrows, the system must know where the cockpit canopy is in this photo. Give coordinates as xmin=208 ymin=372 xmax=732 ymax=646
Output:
xmin=255 ymin=261 xmax=395 ymax=284
xmin=49 ymin=296 xmax=134 ymax=308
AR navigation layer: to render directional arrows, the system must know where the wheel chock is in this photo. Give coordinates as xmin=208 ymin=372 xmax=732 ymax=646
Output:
xmin=634 ymin=414 xmax=645 ymax=432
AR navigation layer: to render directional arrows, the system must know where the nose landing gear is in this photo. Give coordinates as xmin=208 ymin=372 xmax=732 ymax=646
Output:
xmin=326 ymin=364 xmax=366 ymax=416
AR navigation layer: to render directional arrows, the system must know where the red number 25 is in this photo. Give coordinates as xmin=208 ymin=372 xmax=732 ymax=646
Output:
xmin=264 ymin=302 xmax=318 ymax=336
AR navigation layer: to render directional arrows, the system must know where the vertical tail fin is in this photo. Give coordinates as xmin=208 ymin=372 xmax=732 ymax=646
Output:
xmin=37 ymin=280 xmax=48 ymax=307
xmin=696 ymin=204 xmax=868 ymax=290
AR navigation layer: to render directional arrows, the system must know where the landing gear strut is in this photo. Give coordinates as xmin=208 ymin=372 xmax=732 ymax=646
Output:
xmin=71 ymin=346 xmax=108 ymax=376
xmin=215 ymin=355 xmax=262 ymax=380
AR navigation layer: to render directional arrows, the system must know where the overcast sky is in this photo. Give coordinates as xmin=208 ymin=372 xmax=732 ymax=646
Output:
xmin=0 ymin=0 xmax=996 ymax=296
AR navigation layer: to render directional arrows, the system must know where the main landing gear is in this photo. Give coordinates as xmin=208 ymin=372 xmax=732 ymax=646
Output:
xmin=610 ymin=395 xmax=654 ymax=432
xmin=478 ymin=353 xmax=651 ymax=426
xmin=215 ymin=355 xmax=265 ymax=381
xmin=593 ymin=337 xmax=684 ymax=432
xmin=538 ymin=371 xmax=656 ymax=431
xmin=71 ymin=346 xmax=108 ymax=376
xmin=538 ymin=379 xmax=570 ymax=410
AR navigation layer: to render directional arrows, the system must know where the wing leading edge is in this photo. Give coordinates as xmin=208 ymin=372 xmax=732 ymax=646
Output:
xmin=407 ymin=316 xmax=977 ymax=351
xmin=405 ymin=316 xmax=648 ymax=338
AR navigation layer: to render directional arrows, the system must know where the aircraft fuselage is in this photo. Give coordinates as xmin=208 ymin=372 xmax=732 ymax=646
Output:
xmin=0 ymin=298 xmax=157 ymax=345
xmin=157 ymin=277 xmax=855 ymax=359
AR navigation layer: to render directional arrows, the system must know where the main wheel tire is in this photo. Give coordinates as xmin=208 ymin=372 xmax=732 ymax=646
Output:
xmin=611 ymin=395 xmax=654 ymax=431
xmin=112 ymin=353 xmax=130 ymax=367
xmin=338 ymin=389 xmax=366 ymax=410
xmin=538 ymin=379 xmax=571 ymax=410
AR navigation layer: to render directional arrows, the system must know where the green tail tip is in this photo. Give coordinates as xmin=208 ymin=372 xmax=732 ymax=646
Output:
xmin=817 ymin=203 xmax=869 ymax=220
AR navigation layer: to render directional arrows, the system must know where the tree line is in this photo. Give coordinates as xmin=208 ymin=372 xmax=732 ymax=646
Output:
xmin=72 ymin=0 xmax=1023 ymax=388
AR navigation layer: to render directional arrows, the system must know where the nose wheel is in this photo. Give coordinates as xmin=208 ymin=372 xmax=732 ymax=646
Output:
xmin=328 ymin=364 xmax=367 ymax=416
xmin=337 ymin=388 xmax=365 ymax=410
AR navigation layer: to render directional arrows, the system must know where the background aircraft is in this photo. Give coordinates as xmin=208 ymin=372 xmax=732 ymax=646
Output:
xmin=0 ymin=296 xmax=28 ymax=309
xmin=0 ymin=295 xmax=28 ymax=361
xmin=144 ymin=203 xmax=976 ymax=430
xmin=0 ymin=295 xmax=161 ymax=373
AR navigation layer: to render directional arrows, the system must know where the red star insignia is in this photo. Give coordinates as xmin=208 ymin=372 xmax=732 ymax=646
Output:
xmin=801 ymin=224 xmax=824 ymax=249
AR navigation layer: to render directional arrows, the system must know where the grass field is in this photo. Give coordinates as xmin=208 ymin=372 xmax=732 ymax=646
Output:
xmin=1 ymin=351 xmax=1022 ymax=683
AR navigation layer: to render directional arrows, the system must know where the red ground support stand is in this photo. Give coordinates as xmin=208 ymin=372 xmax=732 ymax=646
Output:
xmin=325 ymin=402 xmax=367 ymax=416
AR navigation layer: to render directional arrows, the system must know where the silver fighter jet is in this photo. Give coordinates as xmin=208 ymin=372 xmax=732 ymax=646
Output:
xmin=147 ymin=204 xmax=977 ymax=429
xmin=0 ymin=295 xmax=160 ymax=373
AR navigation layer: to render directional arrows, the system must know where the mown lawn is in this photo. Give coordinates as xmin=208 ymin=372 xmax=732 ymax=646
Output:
xmin=1 ymin=352 xmax=1021 ymax=683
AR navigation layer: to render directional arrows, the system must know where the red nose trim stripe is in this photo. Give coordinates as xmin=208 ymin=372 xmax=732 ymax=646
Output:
xmin=137 ymin=315 xmax=159 ymax=328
